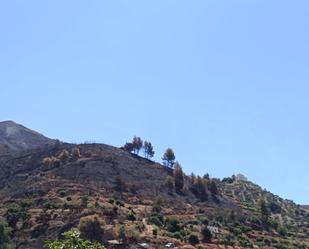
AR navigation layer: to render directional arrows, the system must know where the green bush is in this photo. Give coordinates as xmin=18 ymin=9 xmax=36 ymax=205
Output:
xmin=188 ymin=233 xmax=199 ymax=245
xmin=201 ymin=226 xmax=212 ymax=242
xmin=108 ymin=198 xmax=115 ymax=204
xmin=171 ymin=231 xmax=183 ymax=241
xmin=277 ymin=226 xmax=288 ymax=237
xmin=5 ymin=203 xmax=29 ymax=228
xmin=115 ymin=200 xmax=124 ymax=207
xmin=59 ymin=190 xmax=66 ymax=197
xmin=45 ymin=229 xmax=105 ymax=249
xmin=5 ymin=204 xmax=22 ymax=228
xmin=43 ymin=201 xmax=60 ymax=210
xmin=0 ymin=218 xmax=13 ymax=249
xmin=152 ymin=228 xmax=158 ymax=236
xmin=81 ymin=195 xmax=89 ymax=207
xmin=127 ymin=211 xmax=137 ymax=221
xmin=149 ymin=215 xmax=163 ymax=227
xmin=165 ymin=217 xmax=181 ymax=233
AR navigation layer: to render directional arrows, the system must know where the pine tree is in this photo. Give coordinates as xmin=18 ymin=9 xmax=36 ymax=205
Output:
xmin=123 ymin=142 xmax=134 ymax=153
xmin=174 ymin=163 xmax=184 ymax=192
xmin=143 ymin=141 xmax=155 ymax=159
xmin=260 ymin=199 xmax=270 ymax=229
xmin=132 ymin=136 xmax=143 ymax=155
xmin=208 ymin=180 xmax=219 ymax=195
xmin=162 ymin=148 xmax=176 ymax=168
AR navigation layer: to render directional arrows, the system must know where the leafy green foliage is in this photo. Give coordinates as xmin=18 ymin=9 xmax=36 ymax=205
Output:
xmin=0 ymin=218 xmax=13 ymax=249
xmin=45 ymin=229 xmax=105 ymax=249
xmin=127 ymin=210 xmax=137 ymax=221
xmin=5 ymin=204 xmax=29 ymax=228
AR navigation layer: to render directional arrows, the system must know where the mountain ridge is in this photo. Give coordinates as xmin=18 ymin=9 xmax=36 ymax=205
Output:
xmin=0 ymin=120 xmax=55 ymax=151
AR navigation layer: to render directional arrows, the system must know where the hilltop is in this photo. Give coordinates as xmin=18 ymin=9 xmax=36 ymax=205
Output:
xmin=0 ymin=121 xmax=55 ymax=151
xmin=0 ymin=121 xmax=308 ymax=249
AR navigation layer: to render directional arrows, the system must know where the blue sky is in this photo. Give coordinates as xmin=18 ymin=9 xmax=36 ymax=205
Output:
xmin=1 ymin=1 xmax=309 ymax=204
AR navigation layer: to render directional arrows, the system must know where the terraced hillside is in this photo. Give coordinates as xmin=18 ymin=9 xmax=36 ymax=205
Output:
xmin=0 ymin=122 xmax=308 ymax=249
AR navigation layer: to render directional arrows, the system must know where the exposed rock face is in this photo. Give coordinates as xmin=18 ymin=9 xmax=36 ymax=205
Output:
xmin=0 ymin=121 xmax=54 ymax=151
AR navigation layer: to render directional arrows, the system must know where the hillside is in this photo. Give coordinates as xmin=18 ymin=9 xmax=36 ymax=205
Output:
xmin=0 ymin=121 xmax=55 ymax=151
xmin=0 ymin=122 xmax=308 ymax=249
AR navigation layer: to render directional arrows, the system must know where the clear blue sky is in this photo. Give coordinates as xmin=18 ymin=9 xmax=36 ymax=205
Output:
xmin=1 ymin=1 xmax=309 ymax=204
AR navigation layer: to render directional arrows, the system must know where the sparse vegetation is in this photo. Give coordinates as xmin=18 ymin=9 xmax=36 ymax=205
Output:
xmin=1 ymin=135 xmax=308 ymax=249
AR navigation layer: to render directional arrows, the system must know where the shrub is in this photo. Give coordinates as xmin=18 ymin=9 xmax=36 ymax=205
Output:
xmin=79 ymin=215 xmax=105 ymax=242
xmin=188 ymin=233 xmax=199 ymax=245
xmin=58 ymin=190 xmax=66 ymax=197
xmin=42 ymin=157 xmax=53 ymax=167
xmin=152 ymin=228 xmax=158 ymax=237
xmin=277 ymin=226 xmax=288 ymax=237
xmin=127 ymin=211 xmax=137 ymax=221
xmin=45 ymin=229 xmax=105 ymax=249
xmin=0 ymin=218 xmax=13 ymax=249
xmin=63 ymin=202 xmax=73 ymax=209
xmin=5 ymin=204 xmax=22 ymax=228
xmin=71 ymin=147 xmax=81 ymax=159
xmin=165 ymin=217 xmax=181 ymax=233
xmin=42 ymin=157 xmax=60 ymax=168
xmin=199 ymin=217 xmax=209 ymax=226
xmin=5 ymin=204 xmax=29 ymax=228
xmin=149 ymin=214 xmax=164 ymax=227
xmin=115 ymin=200 xmax=124 ymax=207
xmin=118 ymin=225 xmax=126 ymax=241
xmin=201 ymin=226 xmax=212 ymax=242
xmin=268 ymin=201 xmax=282 ymax=214
xmin=58 ymin=149 xmax=70 ymax=161
xmin=81 ymin=195 xmax=89 ymax=208
xmin=43 ymin=201 xmax=60 ymax=210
